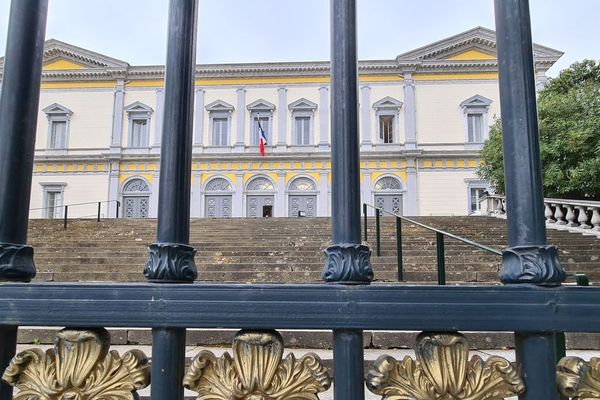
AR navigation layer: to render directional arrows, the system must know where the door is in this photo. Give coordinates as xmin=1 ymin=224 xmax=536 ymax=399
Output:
xmin=247 ymin=195 xmax=274 ymax=218
xmin=289 ymin=195 xmax=316 ymax=217
xmin=205 ymin=195 xmax=232 ymax=218
xmin=123 ymin=196 xmax=149 ymax=218
xmin=374 ymin=194 xmax=402 ymax=215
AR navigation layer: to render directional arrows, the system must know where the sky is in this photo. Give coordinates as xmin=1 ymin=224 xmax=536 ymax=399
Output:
xmin=0 ymin=0 xmax=598 ymax=77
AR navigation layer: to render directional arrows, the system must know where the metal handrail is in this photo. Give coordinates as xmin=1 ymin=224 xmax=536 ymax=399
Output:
xmin=31 ymin=200 xmax=121 ymax=228
xmin=29 ymin=199 xmax=120 ymax=211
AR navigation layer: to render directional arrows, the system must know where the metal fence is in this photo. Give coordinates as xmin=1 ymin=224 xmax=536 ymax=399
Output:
xmin=1 ymin=0 xmax=599 ymax=399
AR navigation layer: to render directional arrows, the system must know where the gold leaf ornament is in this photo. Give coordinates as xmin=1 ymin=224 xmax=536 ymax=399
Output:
xmin=557 ymin=356 xmax=600 ymax=399
xmin=183 ymin=329 xmax=331 ymax=400
xmin=367 ymin=332 xmax=525 ymax=400
xmin=2 ymin=328 xmax=150 ymax=400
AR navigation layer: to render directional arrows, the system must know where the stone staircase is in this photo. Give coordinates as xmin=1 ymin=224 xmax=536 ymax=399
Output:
xmin=29 ymin=216 xmax=599 ymax=284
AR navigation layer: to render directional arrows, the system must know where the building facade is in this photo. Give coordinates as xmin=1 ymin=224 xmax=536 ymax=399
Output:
xmin=0 ymin=27 xmax=561 ymax=219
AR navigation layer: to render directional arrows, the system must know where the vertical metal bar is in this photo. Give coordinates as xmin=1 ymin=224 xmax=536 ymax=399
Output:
xmin=63 ymin=206 xmax=68 ymax=229
xmin=116 ymin=201 xmax=120 ymax=218
xmin=0 ymin=0 xmax=48 ymax=283
xmin=363 ymin=203 xmax=368 ymax=242
xmin=333 ymin=329 xmax=365 ymax=400
xmin=515 ymin=333 xmax=557 ymax=400
xmin=436 ymin=232 xmax=446 ymax=285
xmin=576 ymin=273 xmax=589 ymax=286
xmin=151 ymin=328 xmax=186 ymax=400
xmin=375 ymin=209 xmax=381 ymax=257
xmin=396 ymin=217 xmax=403 ymax=281
xmin=494 ymin=0 xmax=564 ymax=285
xmin=97 ymin=202 xmax=101 ymax=222
xmin=0 ymin=326 xmax=17 ymax=400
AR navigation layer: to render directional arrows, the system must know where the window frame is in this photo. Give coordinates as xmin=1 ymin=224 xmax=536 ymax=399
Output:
xmin=247 ymin=99 xmax=275 ymax=146
xmin=465 ymin=180 xmax=489 ymax=215
xmin=206 ymin=100 xmax=234 ymax=147
xmin=42 ymin=103 xmax=72 ymax=151
xmin=124 ymin=102 xmax=153 ymax=149
xmin=288 ymin=98 xmax=317 ymax=146
xmin=460 ymin=95 xmax=493 ymax=145
xmin=372 ymin=96 xmax=403 ymax=145
xmin=40 ymin=182 xmax=67 ymax=219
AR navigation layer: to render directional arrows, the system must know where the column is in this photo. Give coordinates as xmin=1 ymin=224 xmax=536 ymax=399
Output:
xmin=319 ymin=86 xmax=330 ymax=150
xmin=275 ymin=172 xmax=286 ymax=217
xmin=405 ymin=160 xmax=418 ymax=216
xmin=0 ymin=1 xmax=49 ymax=399
xmin=233 ymin=173 xmax=244 ymax=217
xmin=110 ymin=79 xmax=125 ymax=153
xmin=193 ymin=88 xmax=204 ymax=146
xmin=494 ymin=1 xmax=565 ymax=399
xmin=360 ymin=85 xmax=372 ymax=148
xmin=107 ymin=160 xmax=120 ymax=217
xmin=403 ymin=72 xmax=417 ymax=149
xmin=153 ymin=87 xmax=164 ymax=150
xmin=235 ymin=88 xmax=246 ymax=151
xmin=277 ymin=87 xmax=287 ymax=149
xmin=325 ymin=3 xmax=371 ymax=399
xmin=319 ymin=172 xmax=329 ymax=216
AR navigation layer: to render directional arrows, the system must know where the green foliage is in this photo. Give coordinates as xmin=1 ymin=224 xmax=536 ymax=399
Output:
xmin=477 ymin=60 xmax=600 ymax=200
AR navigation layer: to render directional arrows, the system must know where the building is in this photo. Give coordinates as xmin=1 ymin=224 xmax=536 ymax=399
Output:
xmin=0 ymin=27 xmax=561 ymax=219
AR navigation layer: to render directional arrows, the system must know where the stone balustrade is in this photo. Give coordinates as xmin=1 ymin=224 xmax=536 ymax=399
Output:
xmin=480 ymin=195 xmax=600 ymax=237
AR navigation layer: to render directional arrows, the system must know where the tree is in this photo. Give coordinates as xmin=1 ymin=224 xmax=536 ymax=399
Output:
xmin=477 ymin=60 xmax=600 ymax=200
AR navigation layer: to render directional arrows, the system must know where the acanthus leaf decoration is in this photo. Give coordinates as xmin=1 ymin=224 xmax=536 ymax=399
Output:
xmin=557 ymin=356 xmax=600 ymax=399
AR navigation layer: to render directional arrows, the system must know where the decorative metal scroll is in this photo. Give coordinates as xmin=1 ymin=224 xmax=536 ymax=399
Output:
xmin=557 ymin=356 xmax=600 ymax=399
xmin=366 ymin=332 xmax=525 ymax=400
xmin=2 ymin=328 xmax=150 ymax=400
xmin=183 ymin=329 xmax=331 ymax=399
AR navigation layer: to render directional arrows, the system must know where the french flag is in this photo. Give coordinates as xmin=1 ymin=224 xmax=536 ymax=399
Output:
xmin=258 ymin=119 xmax=268 ymax=156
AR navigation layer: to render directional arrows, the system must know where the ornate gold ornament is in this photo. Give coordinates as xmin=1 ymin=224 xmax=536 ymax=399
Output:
xmin=183 ymin=329 xmax=331 ymax=400
xmin=2 ymin=328 xmax=150 ymax=400
xmin=366 ymin=332 xmax=525 ymax=400
xmin=557 ymin=356 xmax=600 ymax=398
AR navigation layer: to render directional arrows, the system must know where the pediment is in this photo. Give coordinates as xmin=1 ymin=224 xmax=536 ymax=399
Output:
xmin=247 ymin=98 xmax=276 ymax=111
xmin=124 ymin=101 xmax=154 ymax=114
xmin=42 ymin=103 xmax=72 ymax=115
xmin=373 ymin=96 xmax=403 ymax=110
xmin=205 ymin=99 xmax=235 ymax=112
xmin=41 ymin=39 xmax=129 ymax=69
xmin=397 ymin=26 xmax=563 ymax=62
xmin=460 ymin=94 xmax=493 ymax=109
xmin=288 ymin=98 xmax=318 ymax=111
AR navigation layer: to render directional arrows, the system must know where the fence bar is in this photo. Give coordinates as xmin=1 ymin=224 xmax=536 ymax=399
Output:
xmin=396 ymin=217 xmax=403 ymax=281
xmin=436 ymin=232 xmax=446 ymax=285
xmin=116 ymin=201 xmax=120 ymax=218
xmin=151 ymin=328 xmax=186 ymax=400
xmin=515 ymin=333 xmax=557 ymax=400
xmin=333 ymin=329 xmax=365 ymax=400
xmin=97 ymin=202 xmax=101 ymax=222
xmin=63 ymin=205 xmax=68 ymax=229
xmin=0 ymin=0 xmax=48 ymax=282
xmin=363 ymin=203 xmax=368 ymax=241
xmin=375 ymin=209 xmax=381 ymax=257
xmin=494 ymin=0 xmax=564 ymax=285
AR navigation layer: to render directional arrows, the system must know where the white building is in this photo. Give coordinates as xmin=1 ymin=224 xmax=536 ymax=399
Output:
xmin=0 ymin=27 xmax=562 ymax=219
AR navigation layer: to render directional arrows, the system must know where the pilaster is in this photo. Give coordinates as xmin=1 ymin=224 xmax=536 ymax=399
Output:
xmin=319 ymin=86 xmax=330 ymax=150
xmin=110 ymin=80 xmax=125 ymax=153
xmin=149 ymin=171 xmax=160 ymax=218
xmin=153 ymin=88 xmax=164 ymax=151
xmin=403 ymin=73 xmax=417 ymax=150
xmin=107 ymin=160 xmax=120 ymax=218
xmin=405 ymin=160 xmax=418 ymax=216
xmin=235 ymin=88 xmax=246 ymax=151
xmin=275 ymin=172 xmax=286 ymax=217
xmin=360 ymin=85 xmax=371 ymax=149
xmin=361 ymin=171 xmax=372 ymax=215
xmin=193 ymin=88 xmax=204 ymax=147
xmin=191 ymin=172 xmax=202 ymax=217
xmin=319 ymin=172 xmax=329 ymax=216
xmin=233 ymin=173 xmax=244 ymax=217
xmin=277 ymin=87 xmax=287 ymax=150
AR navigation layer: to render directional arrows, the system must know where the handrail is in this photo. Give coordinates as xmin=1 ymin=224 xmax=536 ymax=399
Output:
xmin=31 ymin=200 xmax=121 ymax=228
xmin=364 ymin=203 xmax=502 ymax=256
xmin=29 ymin=199 xmax=120 ymax=211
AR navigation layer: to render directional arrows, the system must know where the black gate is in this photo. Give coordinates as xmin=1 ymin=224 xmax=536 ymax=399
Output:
xmin=0 ymin=1 xmax=599 ymax=399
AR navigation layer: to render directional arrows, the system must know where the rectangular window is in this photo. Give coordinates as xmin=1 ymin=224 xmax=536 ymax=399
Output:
xmin=470 ymin=187 xmax=484 ymax=213
xmin=130 ymin=119 xmax=149 ymax=148
xmin=252 ymin=117 xmax=270 ymax=146
xmin=49 ymin=120 xmax=67 ymax=149
xmin=379 ymin=115 xmax=394 ymax=143
xmin=212 ymin=118 xmax=228 ymax=146
xmin=294 ymin=116 xmax=310 ymax=145
xmin=45 ymin=190 xmax=63 ymax=219
xmin=467 ymin=114 xmax=483 ymax=143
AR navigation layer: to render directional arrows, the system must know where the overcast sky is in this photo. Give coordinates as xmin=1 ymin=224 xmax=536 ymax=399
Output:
xmin=1 ymin=0 xmax=598 ymax=77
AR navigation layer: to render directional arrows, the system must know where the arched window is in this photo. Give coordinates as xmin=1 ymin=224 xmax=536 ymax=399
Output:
xmin=289 ymin=177 xmax=317 ymax=192
xmin=205 ymin=177 xmax=232 ymax=192
xmin=122 ymin=178 xmax=151 ymax=218
xmin=246 ymin=177 xmax=274 ymax=191
xmin=123 ymin=178 xmax=150 ymax=193
xmin=374 ymin=176 xmax=402 ymax=191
